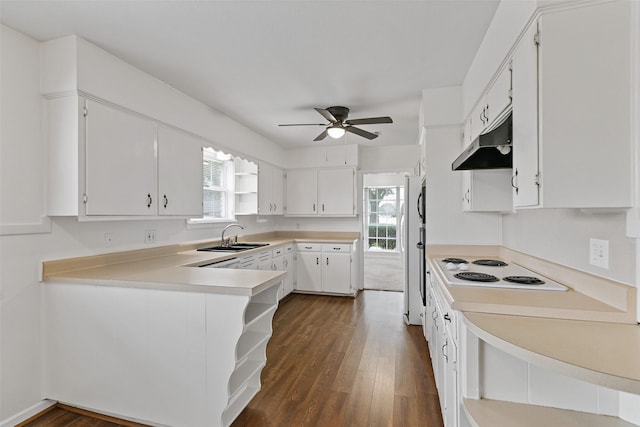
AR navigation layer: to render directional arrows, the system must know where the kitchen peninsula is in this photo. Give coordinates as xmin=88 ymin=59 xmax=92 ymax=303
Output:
xmin=40 ymin=231 xmax=359 ymax=427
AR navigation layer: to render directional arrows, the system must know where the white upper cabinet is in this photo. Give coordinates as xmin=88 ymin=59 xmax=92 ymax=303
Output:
xmin=285 ymin=169 xmax=318 ymax=215
xmin=317 ymin=168 xmax=355 ymax=216
xmin=258 ymin=162 xmax=284 ymax=215
xmin=286 ymin=167 xmax=356 ymax=217
xmin=157 ymin=126 xmax=203 ymax=216
xmin=46 ymin=96 xmax=204 ymax=218
xmin=84 ymin=100 xmax=157 ymax=216
xmin=462 ymin=170 xmax=513 ymax=213
xmin=534 ymin=1 xmax=632 ymax=208
xmin=511 ymin=21 xmax=540 ymax=208
xmin=485 ymin=63 xmax=512 ymax=127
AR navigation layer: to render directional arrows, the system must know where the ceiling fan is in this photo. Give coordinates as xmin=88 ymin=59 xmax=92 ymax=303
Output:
xmin=279 ymin=106 xmax=393 ymax=141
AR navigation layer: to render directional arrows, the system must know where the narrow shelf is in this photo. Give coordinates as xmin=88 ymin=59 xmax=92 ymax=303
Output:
xmin=222 ymin=384 xmax=259 ymax=427
xmin=463 ymin=398 xmax=637 ymax=427
xmin=228 ymin=359 xmax=263 ymax=397
xmin=244 ymin=302 xmax=275 ymax=326
xmin=236 ymin=331 xmax=269 ymax=360
xmin=234 ymin=172 xmax=257 ymax=176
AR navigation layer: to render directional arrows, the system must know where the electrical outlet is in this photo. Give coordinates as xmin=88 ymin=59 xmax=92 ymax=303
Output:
xmin=589 ymin=238 xmax=609 ymax=269
xmin=105 ymin=233 xmax=113 ymax=246
xmin=145 ymin=229 xmax=156 ymax=244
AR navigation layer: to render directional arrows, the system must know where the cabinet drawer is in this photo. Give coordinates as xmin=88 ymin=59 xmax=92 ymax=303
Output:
xmin=272 ymin=247 xmax=284 ymax=257
xmin=283 ymin=244 xmax=294 ymax=253
xmin=257 ymin=250 xmax=271 ymax=261
xmin=322 ymin=243 xmax=351 ymax=253
xmin=296 ymin=243 xmax=321 ymax=252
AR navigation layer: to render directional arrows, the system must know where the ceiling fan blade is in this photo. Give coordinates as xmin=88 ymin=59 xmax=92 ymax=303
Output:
xmin=314 ymin=108 xmax=338 ymax=124
xmin=313 ymin=129 xmax=328 ymax=141
xmin=346 ymin=126 xmax=378 ymax=140
xmin=278 ymin=123 xmax=327 ymax=126
xmin=345 ymin=116 xmax=393 ymax=125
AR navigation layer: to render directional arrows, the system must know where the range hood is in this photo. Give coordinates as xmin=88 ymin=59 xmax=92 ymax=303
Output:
xmin=452 ymin=112 xmax=512 ymax=171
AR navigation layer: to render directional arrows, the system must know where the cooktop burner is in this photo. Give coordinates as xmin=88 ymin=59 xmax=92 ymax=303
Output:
xmin=442 ymin=258 xmax=468 ymax=264
xmin=472 ymin=259 xmax=508 ymax=267
xmin=454 ymin=272 xmax=499 ymax=282
xmin=503 ymin=276 xmax=545 ymax=285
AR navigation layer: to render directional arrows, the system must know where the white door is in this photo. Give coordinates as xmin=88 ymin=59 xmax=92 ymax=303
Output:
xmin=296 ymin=251 xmax=322 ymax=292
xmin=271 ymin=166 xmax=284 ymax=215
xmin=85 ymin=100 xmax=157 ymax=215
xmin=286 ymin=169 xmax=317 ymax=215
xmin=157 ymin=126 xmax=203 ymax=216
xmin=511 ymin=21 xmax=540 ymax=207
xmin=485 ymin=64 xmax=512 ymax=126
xmin=322 ymin=252 xmax=351 ymax=294
xmin=318 ymin=168 xmax=354 ymax=215
xmin=283 ymin=252 xmax=294 ymax=296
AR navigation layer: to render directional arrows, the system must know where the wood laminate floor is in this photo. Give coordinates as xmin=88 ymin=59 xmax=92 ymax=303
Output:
xmin=232 ymin=290 xmax=443 ymax=427
xmin=24 ymin=291 xmax=442 ymax=427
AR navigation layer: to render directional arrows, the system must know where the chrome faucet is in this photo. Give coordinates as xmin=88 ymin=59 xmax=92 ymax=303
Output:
xmin=221 ymin=223 xmax=244 ymax=247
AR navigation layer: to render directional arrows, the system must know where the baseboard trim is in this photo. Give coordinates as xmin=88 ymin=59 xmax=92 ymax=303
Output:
xmin=2 ymin=399 xmax=56 ymax=427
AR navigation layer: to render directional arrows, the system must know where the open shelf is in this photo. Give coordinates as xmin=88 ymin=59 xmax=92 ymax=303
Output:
xmin=236 ymin=331 xmax=269 ymax=360
xmin=463 ymin=398 xmax=637 ymax=427
xmin=222 ymin=374 xmax=261 ymax=427
xmin=244 ymin=302 xmax=274 ymax=326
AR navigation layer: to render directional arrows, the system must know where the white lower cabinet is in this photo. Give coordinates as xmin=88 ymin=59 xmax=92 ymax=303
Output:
xmin=428 ymin=274 xmax=460 ymax=427
xmin=271 ymin=245 xmax=295 ymax=300
xmin=295 ymin=242 xmax=355 ymax=295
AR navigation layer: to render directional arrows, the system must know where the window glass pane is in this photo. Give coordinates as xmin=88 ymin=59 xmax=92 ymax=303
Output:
xmin=364 ymin=184 xmax=403 ymax=253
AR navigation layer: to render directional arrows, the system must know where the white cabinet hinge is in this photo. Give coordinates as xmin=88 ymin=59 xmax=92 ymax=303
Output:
xmin=508 ymin=59 xmax=513 ymax=72
xmin=83 ymin=194 xmax=88 ymax=204
xmin=534 ymin=30 xmax=540 ymax=46
xmin=83 ymin=107 xmax=88 ymax=118
xmin=535 ymin=172 xmax=541 ymax=187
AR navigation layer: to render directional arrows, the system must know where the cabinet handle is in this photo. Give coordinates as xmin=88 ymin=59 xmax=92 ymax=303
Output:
xmin=326 ymin=257 xmax=329 ymax=265
xmin=316 ymin=257 xmax=319 ymax=265
xmin=163 ymin=194 xmax=168 ymax=208
xmin=322 ymin=203 xmax=325 ymax=212
xmin=511 ymin=168 xmax=519 ymax=195
xmin=274 ymin=203 xmax=277 ymax=212
xmin=442 ymin=338 xmax=449 ymax=362
xmin=444 ymin=313 xmax=451 ymax=323
xmin=313 ymin=203 xmax=316 ymax=212
xmin=147 ymin=193 xmax=153 ymax=208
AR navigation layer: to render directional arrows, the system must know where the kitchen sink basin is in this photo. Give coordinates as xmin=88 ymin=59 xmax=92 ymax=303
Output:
xmin=197 ymin=242 xmax=269 ymax=252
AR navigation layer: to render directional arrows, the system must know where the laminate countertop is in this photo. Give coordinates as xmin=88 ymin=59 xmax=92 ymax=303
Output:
xmin=42 ymin=231 xmax=360 ymax=297
xmin=426 ymin=244 xmax=640 ymax=396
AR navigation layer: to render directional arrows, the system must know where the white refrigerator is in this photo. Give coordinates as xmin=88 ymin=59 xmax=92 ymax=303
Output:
xmin=402 ymin=176 xmax=425 ymax=325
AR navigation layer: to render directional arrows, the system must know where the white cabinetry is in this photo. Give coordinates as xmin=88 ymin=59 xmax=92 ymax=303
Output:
xmin=258 ymin=162 xmax=283 ymax=215
xmin=295 ymin=242 xmax=355 ymax=295
xmin=428 ymin=272 xmax=459 ymax=427
xmin=84 ymin=99 xmax=157 ymax=216
xmin=272 ymin=245 xmax=295 ymax=300
xmin=484 ymin=63 xmax=512 ymax=127
xmin=46 ymin=96 xmax=203 ymax=218
xmin=157 ymin=126 xmax=203 ymax=216
xmin=461 ymin=170 xmax=513 ymax=212
xmin=511 ymin=1 xmax=633 ymax=208
xmin=511 ymin=21 xmax=540 ymax=208
xmin=286 ymin=168 xmax=356 ymax=217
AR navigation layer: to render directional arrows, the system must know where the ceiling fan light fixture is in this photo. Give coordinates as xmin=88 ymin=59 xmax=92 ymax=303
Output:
xmin=327 ymin=125 xmax=346 ymax=139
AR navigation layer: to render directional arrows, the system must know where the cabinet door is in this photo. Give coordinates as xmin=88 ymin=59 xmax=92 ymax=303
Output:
xmin=485 ymin=64 xmax=512 ymax=127
xmin=271 ymin=166 xmax=284 ymax=215
xmin=511 ymin=22 xmax=540 ymax=207
xmin=469 ymin=97 xmax=487 ymax=142
xmin=85 ymin=100 xmax=157 ymax=215
xmin=322 ymin=252 xmax=351 ymax=294
xmin=157 ymin=127 xmax=203 ymax=216
xmin=286 ymin=169 xmax=317 ymax=215
xmin=461 ymin=172 xmax=471 ymax=211
xmin=282 ymin=252 xmax=294 ymax=296
xmin=296 ymin=251 xmax=322 ymax=292
xmin=538 ymin=2 xmax=632 ymax=208
xmin=258 ymin=162 xmax=273 ymax=215
xmin=317 ymin=168 xmax=355 ymax=216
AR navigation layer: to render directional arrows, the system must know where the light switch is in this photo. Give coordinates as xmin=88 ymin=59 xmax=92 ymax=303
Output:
xmin=589 ymin=238 xmax=609 ymax=269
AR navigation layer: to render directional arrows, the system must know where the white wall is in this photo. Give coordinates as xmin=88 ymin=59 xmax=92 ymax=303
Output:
xmin=359 ymin=145 xmax=420 ymax=173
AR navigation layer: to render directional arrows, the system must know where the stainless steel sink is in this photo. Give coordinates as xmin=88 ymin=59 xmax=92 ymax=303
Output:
xmin=197 ymin=243 xmax=269 ymax=252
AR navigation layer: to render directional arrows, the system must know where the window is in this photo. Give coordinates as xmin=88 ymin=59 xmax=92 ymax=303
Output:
xmin=202 ymin=147 xmax=234 ymax=220
xmin=365 ymin=186 xmax=404 ymax=252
